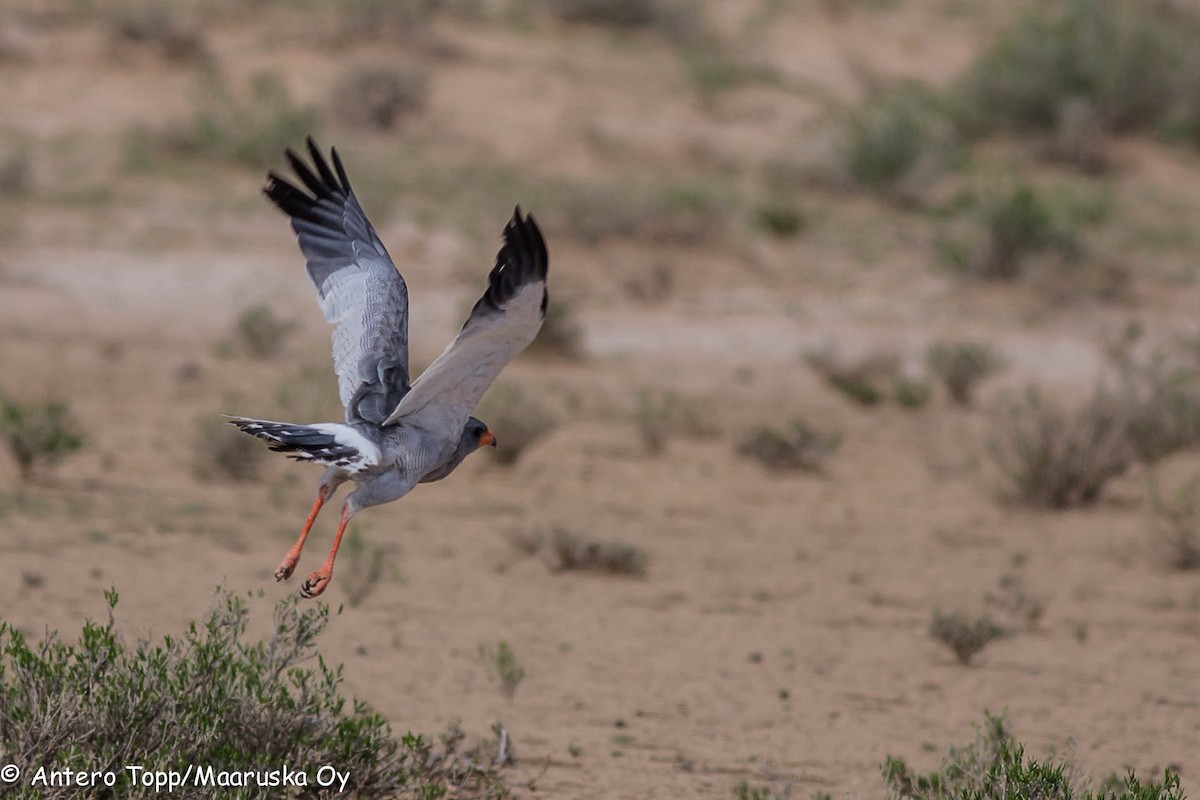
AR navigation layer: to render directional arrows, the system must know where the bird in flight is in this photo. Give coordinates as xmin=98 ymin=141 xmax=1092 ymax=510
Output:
xmin=228 ymin=138 xmax=549 ymax=599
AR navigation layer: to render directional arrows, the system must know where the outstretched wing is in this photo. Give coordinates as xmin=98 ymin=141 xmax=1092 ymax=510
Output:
xmin=382 ymin=208 xmax=548 ymax=436
xmin=264 ymin=137 xmax=410 ymax=426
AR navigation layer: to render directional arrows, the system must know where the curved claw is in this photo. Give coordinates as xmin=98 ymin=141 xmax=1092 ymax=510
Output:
xmin=300 ymin=570 xmax=332 ymax=599
xmin=275 ymin=556 xmax=298 ymax=582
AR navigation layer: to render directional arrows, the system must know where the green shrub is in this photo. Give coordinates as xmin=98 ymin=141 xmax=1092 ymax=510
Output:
xmin=162 ymin=71 xmax=319 ymax=168
xmin=479 ymin=640 xmax=525 ymax=700
xmin=737 ymin=420 xmax=841 ymax=474
xmin=884 ymin=712 xmax=1184 ymax=800
xmin=837 ymin=82 xmax=956 ymax=204
xmin=927 ymin=342 xmax=1005 ymax=406
xmin=0 ymin=589 xmax=509 ymax=798
xmin=987 ymin=386 xmax=1132 ymax=509
xmin=234 ymin=303 xmax=296 ymax=360
xmin=0 ymin=397 xmax=84 ymax=481
xmin=955 ymin=0 xmax=1193 ymax=139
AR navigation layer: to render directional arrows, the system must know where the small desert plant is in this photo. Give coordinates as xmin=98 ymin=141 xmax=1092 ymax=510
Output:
xmin=1146 ymin=474 xmax=1200 ymax=570
xmin=929 ymin=611 xmax=1007 ymax=665
xmin=737 ymin=420 xmax=841 ymax=474
xmin=0 ymin=397 xmax=84 ymax=481
xmin=806 ymin=351 xmax=888 ymax=406
xmin=987 ymin=385 xmax=1132 ymax=508
xmin=892 ymin=375 xmax=932 ymax=409
xmin=633 ymin=388 xmax=718 ymax=455
xmin=984 ymin=572 xmax=1047 ymax=631
xmin=1113 ymin=349 xmax=1200 ymax=464
xmin=475 ymin=383 xmax=557 ymax=466
xmin=233 ymin=303 xmax=296 ymax=360
xmin=0 ymin=588 xmax=510 ymax=798
xmin=110 ymin=0 xmax=205 ymax=62
xmin=884 ymin=712 xmax=1184 ymax=800
xmin=527 ymin=297 xmax=584 ymax=359
xmin=333 ymin=65 xmax=429 ymax=131
xmin=549 ymin=527 xmax=648 ymax=576
xmin=339 ymin=525 xmax=394 ymax=606
xmin=975 ymin=183 xmax=1072 ymax=281
xmin=752 ymin=200 xmax=805 ymax=238
xmin=193 ymin=417 xmax=264 ymax=482
xmin=479 ymin=640 xmax=526 ymax=700
xmin=927 ymin=341 xmax=1005 ymax=405
xmin=162 ymin=71 xmax=319 ymax=168
xmin=836 ymin=82 xmax=956 ymax=205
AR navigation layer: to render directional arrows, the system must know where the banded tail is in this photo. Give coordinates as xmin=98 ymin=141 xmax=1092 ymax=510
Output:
xmin=226 ymin=417 xmax=380 ymax=471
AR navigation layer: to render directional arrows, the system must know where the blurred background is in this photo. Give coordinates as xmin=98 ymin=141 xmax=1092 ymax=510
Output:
xmin=2 ymin=0 xmax=1200 ymax=796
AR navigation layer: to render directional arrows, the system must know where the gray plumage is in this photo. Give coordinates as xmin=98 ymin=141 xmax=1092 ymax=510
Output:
xmin=230 ymin=138 xmax=548 ymax=598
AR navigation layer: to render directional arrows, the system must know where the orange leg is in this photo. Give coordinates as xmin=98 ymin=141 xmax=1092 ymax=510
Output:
xmin=275 ymin=485 xmax=329 ymax=582
xmin=299 ymin=502 xmax=353 ymax=599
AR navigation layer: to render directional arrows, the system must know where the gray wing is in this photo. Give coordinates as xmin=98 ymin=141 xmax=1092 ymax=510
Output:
xmin=264 ymin=138 xmax=409 ymax=426
xmin=382 ymin=208 xmax=548 ymax=437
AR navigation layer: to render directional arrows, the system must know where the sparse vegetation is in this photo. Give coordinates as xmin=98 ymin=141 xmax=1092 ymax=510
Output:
xmin=884 ymin=712 xmax=1184 ymax=800
xmin=1146 ymin=475 xmax=1200 ymax=570
xmin=527 ymin=297 xmax=584 ymax=359
xmin=929 ymin=611 xmax=1007 ymax=665
xmin=475 ymin=383 xmax=557 ymax=466
xmin=836 ymin=82 xmax=956 ymax=205
xmin=479 ymin=640 xmax=526 ymax=700
xmin=892 ymin=375 xmax=932 ymax=409
xmin=546 ymin=0 xmax=702 ymax=44
xmin=193 ymin=417 xmax=265 ymax=482
xmin=333 ymin=65 xmax=429 ymax=131
xmin=737 ymin=419 xmax=841 ymax=474
xmin=633 ymin=388 xmax=718 ymax=455
xmin=984 ymin=572 xmax=1047 ymax=632
xmin=954 ymin=0 xmax=1198 ymax=142
xmin=987 ymin=386 xmax=1132 ymax=508
xmin=233 ymin=303 xmax=297 ymax=360
xmin=110 ymin=0 xmax=206 ymax=62
xmin=0 ymin=588 xmax=510 ymax=798
xmin=807 ymin=350 xmax=896 ymax=407
xmin=156 ymin=71 xmax=319 ymax=169
xmin=927 ymin=341 xmax=1005 ymax=406
xmin=1113 ymin=347 xmax=1200 ymax=464
xmin=0 ymin=397 xmax=84 ymax=482
xmin=752 ymin=200 xmax=805 ymax=238
xmin=548 ymin=527 xmax=648 ymax=576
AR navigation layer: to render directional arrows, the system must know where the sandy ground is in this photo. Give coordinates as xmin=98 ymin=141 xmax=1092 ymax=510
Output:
xmin=2 ymin=2 xmax=1200 ymax=797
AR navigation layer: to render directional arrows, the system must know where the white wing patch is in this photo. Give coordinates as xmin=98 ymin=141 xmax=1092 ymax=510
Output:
xmin=311 ymin=423 xmax=382 ymax=467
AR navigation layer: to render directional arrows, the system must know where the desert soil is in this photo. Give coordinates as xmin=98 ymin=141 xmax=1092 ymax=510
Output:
xmin=1 ymin=2 xmax=1199 ymax=797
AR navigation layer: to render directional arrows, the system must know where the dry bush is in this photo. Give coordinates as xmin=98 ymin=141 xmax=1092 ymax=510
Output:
xmin=1146 ymin=475 xmax=1200 ymax=570
xmin=835 ymin=81 xmax=957 ymax=206
xmin=546 ymin=0 xmax=702 ymax=43
xmin=927 ymin=341 xmax=1005 ymax=406
xmin=193 ymin=417 xmax=264 ymax=482
xmin=1113 ymin=348 xmax=1200 ymax=464
xmin=737 ymin=420 xmax=840 ymax=474
xmin=475 ymin=383 xmax=557 ymax=467
xmin=806 ymin=350 xmax=897 ymax=407
xmin=333 ymin=65 xmax=429 ymax=131
xmin=233 ymin=303 xmax=297 ymax=360
xmin=0 ymin=589 xmax=509 ymax=798
xmin=527 ymin=298 xmax=584 ymax=360
xmin=929 ymin=611 xmax=1007 ymax=665
xmin=548 ymin=527 xmax=648 ymax=576
xmin=0 ymin=397 xmax=84 ymax=482
xmin=634 ymin=388 xmax=719 ymax=455
xmin=984 ymin=572 xmax=1047 ymax=632
xmin=154 ymin=71 xmax=319 ymax=169
xmin=987 ymin=385 xmax=1132 ymax=509
xmin=109 ymin=0 xmax=206 ymax=62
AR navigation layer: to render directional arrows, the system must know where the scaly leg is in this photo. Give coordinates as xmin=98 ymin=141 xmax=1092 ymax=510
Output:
xmin=299 ymin=502 xmax=354 ymax=599
xmin=275 ymin=484 xmax=330 ymax=581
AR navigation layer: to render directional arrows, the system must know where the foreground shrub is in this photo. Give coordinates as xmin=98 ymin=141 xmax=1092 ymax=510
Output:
xmin=0 ymin=589 xmax=509 ymax=799
xmin=0 ymin=397 xmax=84 ymax=482
xmin=884 ymin=712 xmax=1183 ymax=800
xmin=987 ymin=386 xmax=1132 ymax=508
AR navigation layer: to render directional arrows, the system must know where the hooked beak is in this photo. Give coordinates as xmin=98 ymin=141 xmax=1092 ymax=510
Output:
xmin=480 ymin=430 xmax=497 ymax=448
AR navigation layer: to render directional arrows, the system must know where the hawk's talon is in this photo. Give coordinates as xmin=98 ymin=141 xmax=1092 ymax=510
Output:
xmin=300 ymin=570 xmax=332 ymax=598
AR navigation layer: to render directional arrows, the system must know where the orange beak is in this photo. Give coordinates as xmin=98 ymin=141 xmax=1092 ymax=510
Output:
xmin=479 ymin=430 xmax=497 ymax=448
